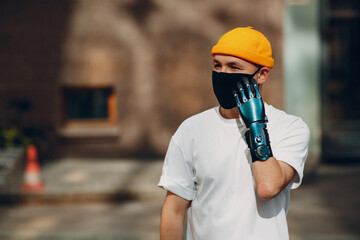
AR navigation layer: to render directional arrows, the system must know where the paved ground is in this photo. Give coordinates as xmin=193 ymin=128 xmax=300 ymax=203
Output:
xmin=0 ymin=158 xmax=359 ymax=240
xmin=288 ymin=164 xmax=360 ymax=240
xmin=0 ymin=200 xmax=163 ymax=240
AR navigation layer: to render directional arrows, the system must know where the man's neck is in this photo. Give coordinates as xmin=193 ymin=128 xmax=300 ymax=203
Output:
xmin=219 ymin=106 xmax=240 ymax=119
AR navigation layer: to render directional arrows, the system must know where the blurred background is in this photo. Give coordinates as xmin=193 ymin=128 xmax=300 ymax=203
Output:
xmin=0 ymin=0 xmax=359 ymax=239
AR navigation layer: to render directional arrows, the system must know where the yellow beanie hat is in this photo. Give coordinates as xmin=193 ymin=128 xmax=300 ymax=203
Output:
xmin=211 ymin=27 xmax=274 ymax=68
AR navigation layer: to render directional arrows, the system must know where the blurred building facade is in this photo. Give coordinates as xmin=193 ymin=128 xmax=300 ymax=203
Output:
xmin=0 ymin=0 xmax=359 ymax=166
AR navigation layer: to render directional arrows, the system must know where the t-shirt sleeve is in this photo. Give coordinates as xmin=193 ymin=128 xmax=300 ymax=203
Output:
xmin=271 ymin=118 xmax=310 ymax=189
xmin=158 ymin=137 xmax=196 ymax=201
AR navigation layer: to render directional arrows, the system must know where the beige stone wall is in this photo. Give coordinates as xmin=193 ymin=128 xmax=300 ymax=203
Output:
xmin=0 ymin=0 xmax=284 ymax=158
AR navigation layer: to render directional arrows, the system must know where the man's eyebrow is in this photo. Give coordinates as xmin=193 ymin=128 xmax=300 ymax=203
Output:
xmin=213 ymin=59 xmax=245 ymax=68
xmin=228 ymin=61 xmax=245 ymax=67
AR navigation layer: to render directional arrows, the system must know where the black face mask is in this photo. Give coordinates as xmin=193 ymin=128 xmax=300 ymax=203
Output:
xmin=212 ymin=69 xmax=260 ymax=109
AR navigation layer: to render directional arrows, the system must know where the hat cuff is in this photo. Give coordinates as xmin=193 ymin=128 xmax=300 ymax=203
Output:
xmin=211 ymin=45 xmax=274 ymax=68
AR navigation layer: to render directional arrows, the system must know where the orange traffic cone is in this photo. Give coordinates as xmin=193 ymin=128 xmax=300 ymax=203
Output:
xmin=21 ymin=145 xmax=44 ymax=193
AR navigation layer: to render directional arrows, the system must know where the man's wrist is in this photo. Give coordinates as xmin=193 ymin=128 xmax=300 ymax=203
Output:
xmin=245 ymin=122 xmax=273 ymax=162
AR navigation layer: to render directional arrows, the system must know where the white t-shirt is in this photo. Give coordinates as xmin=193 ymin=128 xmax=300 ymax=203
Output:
xmin=158 ymin=104 xmax=310 ymax=240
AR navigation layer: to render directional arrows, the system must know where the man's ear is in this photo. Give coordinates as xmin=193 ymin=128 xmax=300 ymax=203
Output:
xmin=257 ymin=67 xmax=270 ymax=85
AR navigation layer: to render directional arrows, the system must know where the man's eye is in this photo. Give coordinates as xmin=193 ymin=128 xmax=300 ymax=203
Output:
xmin=231 ymin=66 xmax=240 ymax=70
xmin=214 ymin=64 xmax=221 ymax=68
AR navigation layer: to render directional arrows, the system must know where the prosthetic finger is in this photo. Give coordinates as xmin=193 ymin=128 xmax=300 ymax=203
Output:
xmin=242 ymin=77 xmax=254 ymax=99
xmin=250 ymin=79 xmax=261 ymax=99
xmin=236 ymin=81 xmax=248 ymax=103
xmin=232 ymin=89 xmax=242 ymax=107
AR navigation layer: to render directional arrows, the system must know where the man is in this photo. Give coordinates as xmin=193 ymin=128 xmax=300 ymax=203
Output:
xmin=158 ymin=27 xmax=310 ymax=240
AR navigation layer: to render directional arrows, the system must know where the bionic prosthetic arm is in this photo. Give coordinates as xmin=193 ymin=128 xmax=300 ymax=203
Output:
xmin=232 ymin=78 xmax=273 ymax=162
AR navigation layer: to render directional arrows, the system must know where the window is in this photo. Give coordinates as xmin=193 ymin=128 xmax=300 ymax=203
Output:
xmin=62 ymin=87 xmax=117 ymax=125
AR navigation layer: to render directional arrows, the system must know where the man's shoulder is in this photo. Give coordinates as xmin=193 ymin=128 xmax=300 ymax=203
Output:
xmin=174 ymin=107 xmax=217 ymax=137
xmin=181 ymin=107 xmax=217 ymax=126
xmin=266 ymin=103 xmax=309 ymax=136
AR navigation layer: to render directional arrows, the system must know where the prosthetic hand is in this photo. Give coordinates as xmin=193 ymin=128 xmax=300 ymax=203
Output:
xmin=232 ymin=78 xmax=273 ymax=162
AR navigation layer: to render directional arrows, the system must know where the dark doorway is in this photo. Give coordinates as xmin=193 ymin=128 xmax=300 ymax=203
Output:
xmin=321 ymin=0 xmax=360 ymax=161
